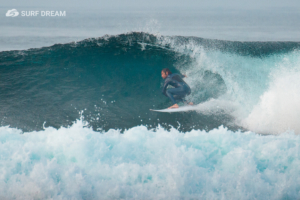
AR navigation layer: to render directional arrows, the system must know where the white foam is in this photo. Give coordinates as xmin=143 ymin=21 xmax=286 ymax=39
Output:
xmin=242 ymin=56 xmax=300 ymax=134
xmin=0 ymin=120 xmax=299 ymax=199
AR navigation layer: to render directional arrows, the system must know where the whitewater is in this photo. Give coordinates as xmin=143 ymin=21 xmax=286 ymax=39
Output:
xmin=1 ymin=119 xmax=299 ymax=200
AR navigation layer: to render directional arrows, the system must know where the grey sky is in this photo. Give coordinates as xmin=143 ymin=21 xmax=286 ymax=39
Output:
xmin=2 ymin=0 xmax=300 ymax=10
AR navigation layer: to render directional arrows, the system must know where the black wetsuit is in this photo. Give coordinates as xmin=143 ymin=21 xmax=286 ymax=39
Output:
xmin=162 ymin=73 xmax=191 ymax=104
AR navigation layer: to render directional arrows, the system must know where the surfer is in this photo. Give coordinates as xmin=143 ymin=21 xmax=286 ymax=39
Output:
xmin=161 ymin=68 xmax=193 ymax=109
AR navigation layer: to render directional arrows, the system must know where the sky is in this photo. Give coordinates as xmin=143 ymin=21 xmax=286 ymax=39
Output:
xmin=2 ymin=0 xmax=300 ymax=10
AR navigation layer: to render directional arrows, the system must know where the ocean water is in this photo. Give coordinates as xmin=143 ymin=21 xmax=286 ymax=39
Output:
xmin=1 ymin=7 xmax=300 ymax=199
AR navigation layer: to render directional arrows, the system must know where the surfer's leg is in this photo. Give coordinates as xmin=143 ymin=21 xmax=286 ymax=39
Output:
xmin=181 ymin=86 xmax=193 ymax=105
xmin=172 ymin=86 xmax=193 ymax=105
xmin=166 ymin=88 xmax=187 ymax=104
xmin=165 ymin=89 xmax=177 ymax=104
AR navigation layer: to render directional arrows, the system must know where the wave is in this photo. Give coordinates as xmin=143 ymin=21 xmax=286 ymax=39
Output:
xmin=1 ymin=32 xmax=300 ymax=199
xmin=0 ymin=32 xmax=300 ymax=134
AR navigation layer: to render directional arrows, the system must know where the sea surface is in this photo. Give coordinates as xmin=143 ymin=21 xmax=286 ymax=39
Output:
xmin=0 ymin=7 xmax=300 ymax=199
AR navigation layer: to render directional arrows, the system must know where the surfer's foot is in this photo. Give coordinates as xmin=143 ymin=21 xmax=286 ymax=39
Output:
xmin=168 ymin=104 xmax=179 ymax=109
xmin=188 ymin=102 xmax=194 ymax=105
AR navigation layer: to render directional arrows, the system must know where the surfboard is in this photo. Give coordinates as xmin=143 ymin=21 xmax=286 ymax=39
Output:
xmin=150 ymin=105 xmax=197 ymax=113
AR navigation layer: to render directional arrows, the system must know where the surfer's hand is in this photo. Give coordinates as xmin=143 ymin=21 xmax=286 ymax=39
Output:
xmin=183 ymin=74 xmax=187 ymax=78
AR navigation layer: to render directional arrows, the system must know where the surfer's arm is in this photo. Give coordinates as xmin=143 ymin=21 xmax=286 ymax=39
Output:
xmin=174 ymin=73 xmax=186 ymax=78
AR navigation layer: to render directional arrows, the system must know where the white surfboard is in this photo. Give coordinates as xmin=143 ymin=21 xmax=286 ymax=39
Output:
xmin=150 ymin=105 xmax=197 ymax=113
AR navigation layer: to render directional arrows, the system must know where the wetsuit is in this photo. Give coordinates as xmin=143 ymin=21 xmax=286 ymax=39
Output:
xmin=162 ymin=73 xmax=191 ymax=104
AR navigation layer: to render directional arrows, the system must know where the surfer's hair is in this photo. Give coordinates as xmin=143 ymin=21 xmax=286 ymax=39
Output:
xmin=162 ymin=68 xmax=172 ymax=75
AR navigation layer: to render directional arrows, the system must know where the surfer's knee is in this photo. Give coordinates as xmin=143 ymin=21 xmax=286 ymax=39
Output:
xmin=166 ymin=90 xmax=171 ymax=96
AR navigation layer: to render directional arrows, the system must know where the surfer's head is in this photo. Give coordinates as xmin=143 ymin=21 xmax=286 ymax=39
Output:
xmin=161 ymin=68 xmax=172 ymax=79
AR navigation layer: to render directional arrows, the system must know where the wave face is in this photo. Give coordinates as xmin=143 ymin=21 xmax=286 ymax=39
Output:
xmin=0 ymin=121 xmax=299 ymax=200
xmin=1 ymin=32 xmax=300 ymax=133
